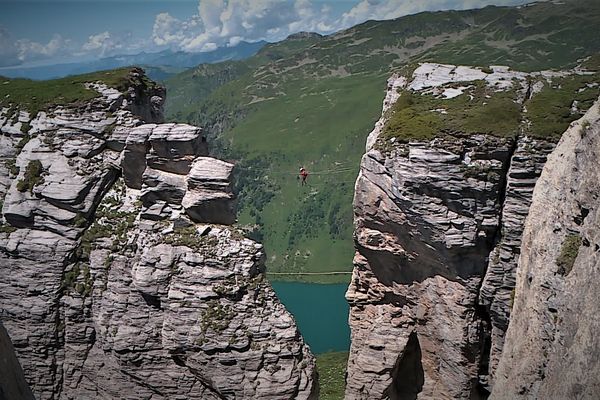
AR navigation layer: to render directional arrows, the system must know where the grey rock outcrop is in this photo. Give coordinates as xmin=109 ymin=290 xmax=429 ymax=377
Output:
xmin=346 ymin=134 xmax=512 ymax=399
xmin=120 ymin=123 xmax=208 ymax=189
xmin=183 ymin=157 xmax=236 ymax=225
xmin=0 ymin=69 xmax=317 ymax=399
xmin=492 ymin=101 xmax=600 ymax=399
xmin=344 ymin=64 xmax=572 ymax=399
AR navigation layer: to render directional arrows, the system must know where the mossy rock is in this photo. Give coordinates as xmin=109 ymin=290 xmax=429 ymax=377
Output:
xmin=0 ymin=67 xmax=158 ymax=116
xmin=556 ymin=234 xmax=582 ymax=276
xmin=16 ymin=160 xmax=44 ymax=194
xmin=382 ymin=82 xmax=522 ymax=143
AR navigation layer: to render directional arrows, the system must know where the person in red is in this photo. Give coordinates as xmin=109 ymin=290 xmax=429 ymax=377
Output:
xmin=299 ymin=167 xmax=309 ymax=186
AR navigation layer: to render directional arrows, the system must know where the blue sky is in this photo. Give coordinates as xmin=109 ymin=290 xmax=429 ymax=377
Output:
xmin=0 ymin=0 xmax=530 ymax=67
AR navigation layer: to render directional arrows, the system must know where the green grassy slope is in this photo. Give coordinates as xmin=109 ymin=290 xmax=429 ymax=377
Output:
xmin=164 ymin=0 xmax=600 ymax=282
xmin=316 ymin=351 xmax=349 ymax=400
xmin=382 ymin=64 xmax=600 ymax=144
xmin=0 ymin=68 xmax=155 ymax=115
xmin=420 ymin=0 xmax=600 ymax=70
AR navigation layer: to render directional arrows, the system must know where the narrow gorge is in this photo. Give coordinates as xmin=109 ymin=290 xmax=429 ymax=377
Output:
xmin=0 ymin=69 xmax=317 ymax=399
xmin=0 ymin=40 xmax=598 ymax=400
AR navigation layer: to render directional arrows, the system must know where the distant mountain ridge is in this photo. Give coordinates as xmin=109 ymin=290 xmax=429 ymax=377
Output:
xmin=164 ymin=0 xmax=600 ymax=281
xmin=0 ymin=40 xmax=267 ymax=81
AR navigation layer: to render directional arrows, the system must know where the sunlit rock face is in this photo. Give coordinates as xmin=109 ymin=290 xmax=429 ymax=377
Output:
xmin=0 ymin=69 xmax=317 ymax=400
xmin=347 ymin=130 xmax=513 ymax=400
xmin=344 ymin=64 xmax=574 ymax=399
xmin=492 ymin=101 xmax=600 ymax=399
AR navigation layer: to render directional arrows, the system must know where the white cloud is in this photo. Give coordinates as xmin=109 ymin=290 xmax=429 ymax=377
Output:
xmin=81 ymin=31 xmax=124 ymax=57
xmin=153 ymin=13 xmax=186 ymax=47
xmin=151 ymin=0 xmax=531 ymax=53
xmin=82 ymin=32 xmax=112 ymax=52
xmin=152 ymin=0 xmax=336 ymax=52
xmin=1 ymin=27 xmax=151 ymax=66
xmin=16 ymin=34 xmax=72 ymax=63
xmin=0 ymin=28 xmax=76 ymax=65
xmin=0 ymin=27 xmax=20 ymax=67
xmin=79 ymin=31 xmax=151 ymax=58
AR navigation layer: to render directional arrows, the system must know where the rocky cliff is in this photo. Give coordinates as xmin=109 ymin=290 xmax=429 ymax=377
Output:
xmin=345 ymin=62 xmax=597 ymax=399
xmin=0 ymin=68 xmax=317 ymax=399
xmin=491 ymin=100 xmax=600 ymax=399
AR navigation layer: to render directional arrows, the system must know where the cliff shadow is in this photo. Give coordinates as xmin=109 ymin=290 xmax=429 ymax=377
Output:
xmin=384 ymin=331 xmax=424 ymax=400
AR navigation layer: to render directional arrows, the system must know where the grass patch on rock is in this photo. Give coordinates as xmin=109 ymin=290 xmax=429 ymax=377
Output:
xmin=0 ymin=196 xmax=16 ymax=234
xmin=5 ymin=159 xmax=19 ymax=176
xmin=16 ymin=160 xmax=44 ymax=194
xmin=556 ymin=234 xmax=582 ymax=276
xmin=61 ymin=262 xmax=93 ymax=297
xmin=0 ymin=67 xmax=153 ymax=115
xmin=196 ymin=299 xmax=235 ymax=346
xmin=382 ymin=82 xmax=522 ymax=142
xmin=525 ymin=72 xmax=600 ymax=139
xmin=77 ymin=182 xmax=139 ymax=258
xmin=164 ymin=225 xmax=217 ymax=252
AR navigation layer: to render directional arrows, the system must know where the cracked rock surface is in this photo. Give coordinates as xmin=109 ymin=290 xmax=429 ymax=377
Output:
xmin=0 ymin=69 xmax=317 ymax=400
xmin=344 ymin=65 xmax=566 ymax=399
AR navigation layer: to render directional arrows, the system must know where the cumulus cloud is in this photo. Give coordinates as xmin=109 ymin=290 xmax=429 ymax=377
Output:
xmin=339 ymin=0 xmax=528 ymax=28
xmin=152 ymin=0 xmax=531 ymax=53
xmin=82 ymin=32 xmax=115 ymax=55
xmin=0 ymin=28 xmax=73 ymax=65
xmin=152 ymin=0 xmax=336 ymax=52
xmin=80 ymin=31 xmax=145 ymax=58
xmin=0 ymin=27 xmax=20 ymax=67
xmin=16 ymin=34 xmax=72 ymax=63
xmin=0 ymin=27 xmax=71 ymax=66
xmin=0 ymin=27 xmax=152 ymax=66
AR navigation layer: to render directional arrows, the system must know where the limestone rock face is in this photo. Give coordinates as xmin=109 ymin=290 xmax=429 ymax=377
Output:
xmin=492 ymin=102 xmax=600 ymax=399
xmin=121 ymin=123 xmax=208 ymax=189
xmin=0 ymin=69 xmax=317 ymax=400
xmin=344 ymin=65 xmax=564 ymax=399
xmin=346 ymin=136 xmax=511 ymax=399
xmin=479 ymin=137 xmax=555 ymax=384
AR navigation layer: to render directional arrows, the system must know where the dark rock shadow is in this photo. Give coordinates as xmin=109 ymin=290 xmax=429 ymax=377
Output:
xmin=384 ymin=331 xmax=424 ymax=400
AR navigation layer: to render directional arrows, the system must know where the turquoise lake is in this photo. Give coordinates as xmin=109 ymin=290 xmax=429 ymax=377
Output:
xmin=271 ymin=282 xmax=351 ymax=354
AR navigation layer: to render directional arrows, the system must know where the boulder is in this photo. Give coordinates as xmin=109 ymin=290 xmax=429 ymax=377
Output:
xmin=183 ymin=157 xmax=236 ymax=225
xmin=140 ymin=167 xmax=186 ymax=206
xmin=121 ymin=125 xmax=152 ymax=189
xmin=121 ymin=123 xmax=208 ymax=189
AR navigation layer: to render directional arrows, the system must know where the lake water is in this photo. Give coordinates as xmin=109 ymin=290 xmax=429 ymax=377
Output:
xmin=271 ymin=282 xmax=351 ymax=354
